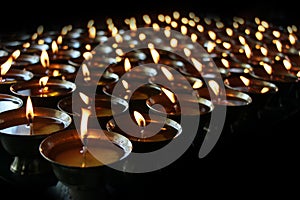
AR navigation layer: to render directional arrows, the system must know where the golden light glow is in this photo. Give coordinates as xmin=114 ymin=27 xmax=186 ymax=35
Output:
xmin=244 ymin=44 xmax=252 ymax=59
xmin=191 ymin=33 xmax=198 ymax=42
xmin=262 ymin=62 xmax=273 ymax=75
xmin=88 ymin=26 xmax=96 ymax=39
xmin=206 ymin=41 xmax=216 ymax=53
xmin=79 ymin=92 xmax=90 ymax=105
xmin=240 ymin=76 xmax=250 ymax=86
xmin=272 ymin=30 xmax=281 ymax=38
xmin=255 ymin=31 xmax=263 ymax=40
xmin=170 ymin=38 xmax=178 ymax=48
xmin=223 ymin=42 xmax=231 ymax=49
xmin=161 ymin=66 xmax=174 ymax=81
xmin=80 ymin=107 xmax=91 ymax=140
xmin=82 ymin=64 xmax=91 ymax=81
xmin=51 ymin=41 xmax=59 ymax=54
xmin=261 ymin=87 xmax=270 ymax=93
xmin=192 ymin=80 xmax=203 ymax=89
xmin=133 ymin=111 xmax=146 ymax=127
xmin=191 ymin=57 xmax=202 ymax=72
xmin=26 ymin=96 xmax=34 ymax=123
xmin=11 ymin=49 xmax=21 ymax=60
xmin=283 ymin=59 xmax=292 ymax=70
xmin=208 ymin=80 xmax=220 ymax=96
xmin=143 ymin=14 xmax=151 ymax=25
xmin=226 ymin=28 xmax=233 ymax=36
xmin=260 ymin=46 xmax=268 ymax=56
xmin=221 ymin=58 xmax=230 ymax=68
xmin=183 ymin=48 xmax=191 ymax=57
xmin=238 ymin=36 xmax=246 ymax=45
xmin=275 ymin=40 xmax=282 ymax=52
xmin=40 ymin=50 xmax=50 ymax=68
xmin=181 ymin=25 xmax=188 ymax=35
xmin=124 ymin=57 xmax=131 ymax=72
xmin=208 ymin=30 xmax=216 ymax=40
xmin=289 ymin=33 xmax=297 ymax=45
xmin=161 ymin=87 xmax=176 ymax=103
xmin=122 ymin=80 xmax=129 ymax=90
xmin=39 ymin=76 xmax=49 ymax=87
xmin=0 ymin=57 xmax=13 ymax=75
xmin=149 ymin=46 xmax=160 ymax=64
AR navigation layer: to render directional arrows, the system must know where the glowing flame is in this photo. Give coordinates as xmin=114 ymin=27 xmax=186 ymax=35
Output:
xmin=255 ymin=31 xmax=263 ymax=40
xmin=83 ymin=52 xmax=93 ymax=61
xmin=244 ymin=44 xmax=252 ymax=59
xmin=223 ymin=42 xmax=231 ymax=49
xmin=226 ymin=28 xmax=233 ymax=36
xmin=183 ymin=48 xmax=191 ymax=57
xmin=80 ymin=108 xmax=91 ymax=139
xmin=149 ymin=46 xmax=160 ymax=64
xmin=283 ymin=59 xmax=292 ymax=70
xmin=12 ymin=49 xmax=21 ymax=59
xmin=170 ymin=38 xmax=178 ymax=48
xmin=262 ymin=62 xmax=273 ymax=75
xmin=124 ymin=57 xmax=131 ymax=72
xmin=79 ymin=92 xmax=90 ymax=105
xmin=143 ymin=14 xmax=151 ymax=25
xmin=161 ymin=87 xmax=176 ymax=103
xmin=89 ymin=26 xmax=96 ymax=39
xmin=82 ymin=64 xmax=91 ymax=81
xmin=52 ymin=70 xmax=60 ymax=77
xmin=161 ymin=66 xmax=174 ymax=81
xmin=181 ymin=25 xmax=188 ymax=35
xmin=51 ymin=41 xmax=59 ymax=54
xmin=26 ymin=96 xmax=34 ymax=123
xmin=272 ymin=30 xmax=280 ymax=38
xmin=208 ymin=80 xmax=220 ymax=96
xmin=133 ymin=111 xmax=146 ymax=127
xmin=39 ymin=76 xmax=49 ymax=87
xmin=240 ymin=76 xmax=250 ymax=86
xmin=206 ymin=41 xmax=216 ymax=53
xmin=192 ymin=80 xmax=203 ymax=89
xmin=40 ymin=50 xmax=50 ymax=68
xmin=191 ymin=57 xmax=202 ymax=72
xmin=208 ymin=30 xmax=216 ymax=40
xmin=275 ymin=40 xmax=282 ymax=52
xmin=260 ymin=46 xmax=268 ymax=56
xmin=191 ymin=33 xmax=198 ymax=43
xmin=0 ymin=56 xmax=13 ymax=75
xmin=221 ymin=58 xmax=230 ymax=68
xmin=238 ymin=36 xmax=246 ymax=45
xmin=261 ymin=87 xmax=269 ymax=93
xmin=289 ymin=33 xmax=297 ymax=45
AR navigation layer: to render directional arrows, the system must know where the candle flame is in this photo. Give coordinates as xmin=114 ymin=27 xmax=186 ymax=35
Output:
xmin=244 ymin=44 xmax=252 ymax=59
xmin=192 ymin=80 xmax=203 ymax=89
xmin=51 ymin=41 xmax=59 ymax=54
xmin=12 ymin=49 xmax=21 ymax=60
xmin=124 ymin=57 xmax=131 ymax=72
xmin=161 ymin=87 xmax=176 ymax=103
xmin=89 ymin=26 xmax=96 ymax=39
xmin=289 ymin=33 xmax=297 ymax=45
xmin=79 ymin=92 xmax=90 ymax=105
xmin=149 ymin=46 xmax=160 ymax=64
xmin=255 ymin=31 xmax=263 ymax=41
xmin=275 ymin=40 xmax=282 ymax=52
xmin=206 ymin=41 xmax=216 ymax=53
xmin=260 ymin=46 xmax=268 ymax=56
xmin=240 ymin=76 xmax=250 ymax=86
xmin=0 ymin=57 xmax=13 ymax=75
xmin=133 ymin=111 xmax=146 ymax=127
xmin=161 ymin=66 xmax=174 ymax=81
xmin=170 ymin=38 xmax=178 ymax=48
xmin=82 ymin=64 xmax=91 ymax=81
xmin=26 ymin=96 xmax=34 ymax=123
xmin=221 ymin=58 xmax=230 ymax=68
xmin=238 ymin=36 xmax=246 ymax=45
xmin=39 ymin=76 xmax=49 ymax=87
xmin=80 ymin=108 xmax=91 ymax=139
xmin=208 ymin=80 xmax=220 ymax=96
xmin=261 ymin=87 xmax=269 ymax=93
xmin=143 ymin=14 xmax=151 ymax=25
xmin=40 ymin=50 xmax=50 ymax=68
xmin=208 ymin=30 xmax=216 ymax=40
xmin=262 ymin=62 xmax=273 ymax=75
xmin=283 ymin=59 xmax=292 ymax=70
xmin=191 ymin=57 xmax=202 ymax=72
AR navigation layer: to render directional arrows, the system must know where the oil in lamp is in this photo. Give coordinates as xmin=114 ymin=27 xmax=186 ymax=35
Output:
xmin=39 ymin=106 xmax=132 ymax=199
xmin=0 ymin=96 xmax=72 ymax=185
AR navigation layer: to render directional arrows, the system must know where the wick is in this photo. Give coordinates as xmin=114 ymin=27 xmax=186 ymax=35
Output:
xmin=27 ymin=114 xmax=34 ymax=135
xmin=80 ymin=136 xmax=88 ymax=167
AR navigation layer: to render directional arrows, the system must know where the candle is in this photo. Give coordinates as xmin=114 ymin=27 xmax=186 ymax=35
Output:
xmin=106 ymin=111 xmax=182 ymax=153
xmin=57 ymin=92 xmax=129 ymax=128
xmin=10 ymin=77 xmax=76 ymax=108
xmin=0 ymin=94 xmax=23 ymax=113
xmin=0 ymin=97 xmax=72 ymax=176
xmin=39 ymin=128 xmax=132 ymax=194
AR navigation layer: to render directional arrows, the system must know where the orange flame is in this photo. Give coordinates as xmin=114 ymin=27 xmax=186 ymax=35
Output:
xmin=40 ymin=50 xmax=50 ymax=68
xmin=51 ymin=40 xmax=59 ymax=54
xmin=26 ymin=96 xmax=34 ymax=123
xmin=124 ymin=57 xmax=131 ymax=72
xmin=0 ymin=57 xmax=13 ymax=75
xmin=133 ymin=111 xmax=146 ymax=127
xmin=240 ymin=76 xmax=250 ymax=86
xmin=161 ymin=87 xmax=176 ymax=103
xmin=161 ymin=66 xmax=174 ymax=81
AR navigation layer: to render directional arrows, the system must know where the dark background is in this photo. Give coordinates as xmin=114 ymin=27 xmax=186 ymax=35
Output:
xmin=1 ymin=0 xmax=299 ymax=34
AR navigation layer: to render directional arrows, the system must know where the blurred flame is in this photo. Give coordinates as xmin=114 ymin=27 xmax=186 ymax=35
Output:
xmin=261 ymin=87 xmax=269 ymax=93
xmin=192 ymin=80 xmax=203 ymax=89
xmin=161 ymin=87 xmax=176 ymax=103
xmin=39 ymin=76 xmax=49 ymax=87
xmin=191 ymin=57 xmax=202 ymax=72
xmin=12 ymin=49 xmax=21 ymax=59
xmin=124 ymin=57 xmax=131 ymax=72
xmin=82 ymin=64 xmax=91 ymax=81
xmin=289 ymin=33 xmax=297 ymax=45
xmin=143 ymin=14 xmax=151 ymax=25
xmin=133 ymin=111 xmax=146 ymax=127
xmin=244 ymin=44 xmax=252 ymax=59
xmin=240 ymin=76 xmax=250 ymax=86
xmin=40 ymin=50 xmax=50 ymax=68
xmin=89 ymin=26 xmax=96 ymax=39
xmin=275 ymin=40 xmax=282 ymax=52
xmin=161 ymin=66 xmax=174 ymax=81
xmin=260 ymin=46 xmax=268 ymax=56
xmin=51 ymin=41 xmax=59 ymax=54
xmin=79 ymin=92 xmax=90 ymax=105
xmin=221 ymin=58 xmax=229 ymax=68
xmin=262 ymin=62 xmax=273 ymax=75
xmin=208 ymin=80 xmax=220 ymax=96
xmin=208 ymin=30 xmax=216 ymax=40
xmin=0 ymin=57 xmax=13 ymax=75
xmin=170 ymin=38 xmax=178 ymax=48
xmin=149 ymin=46 xmax=160 ymax=64
xmin=283 ymin=59 xmax=292 ymax=70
